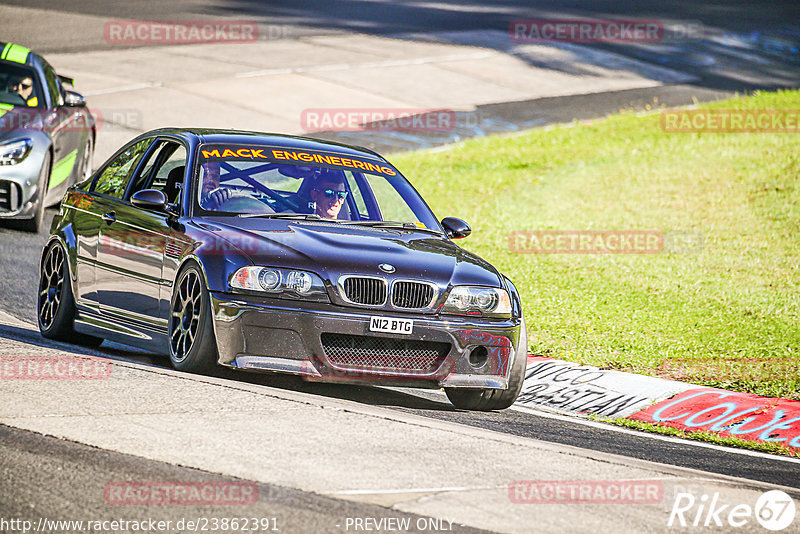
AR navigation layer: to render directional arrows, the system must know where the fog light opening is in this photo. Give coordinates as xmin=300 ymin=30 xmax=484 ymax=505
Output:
xmin=468 ymin=346 xmax=488 ymax=369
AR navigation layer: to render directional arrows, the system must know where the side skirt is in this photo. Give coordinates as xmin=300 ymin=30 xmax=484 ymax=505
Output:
xmin=74 ymin=308 xmax=169 ymax=354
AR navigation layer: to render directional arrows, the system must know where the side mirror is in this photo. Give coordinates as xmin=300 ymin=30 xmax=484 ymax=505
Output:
xmin=131 ymin=189 xmax=168 ymax=211
xmin=63 ymin=90 xmax=86 ymax=107
xmin=441 ymin=217 xmax=471 ymax=239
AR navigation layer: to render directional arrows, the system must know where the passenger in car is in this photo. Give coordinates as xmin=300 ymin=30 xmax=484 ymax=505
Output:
xmin=310 ymin=171 xmax=349 ymax=219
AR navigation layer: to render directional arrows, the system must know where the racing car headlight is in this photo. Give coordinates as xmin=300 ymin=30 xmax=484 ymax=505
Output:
xmin=230 ymin=266 xmax=328 ymax=301
xmin=0 ymin=139 xmax=33 ymax=165
xmin=441 ymin=286 xmax=511 ymax=318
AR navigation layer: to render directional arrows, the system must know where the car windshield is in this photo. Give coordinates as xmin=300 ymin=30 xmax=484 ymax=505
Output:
xmin=0 ymin=63 xmax=43 ymax=108
xmin=195 ymin=144 xmax=442 ymax=230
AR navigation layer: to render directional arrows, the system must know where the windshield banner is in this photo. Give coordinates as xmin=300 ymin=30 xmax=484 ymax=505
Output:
xmin=199 ymin=145 xmax=397 ymax=177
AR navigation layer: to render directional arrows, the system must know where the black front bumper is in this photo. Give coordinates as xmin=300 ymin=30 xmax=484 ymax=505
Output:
xmin=210 ymin=292 xmax=523 ymax=389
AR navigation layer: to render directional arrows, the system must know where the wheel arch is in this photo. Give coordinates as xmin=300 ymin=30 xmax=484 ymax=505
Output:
xmin=43 ymin=138 xmax=54 ymax=186
xmin=175 ymin=254 xmax=212 ymax=291
xmin=42 ymin=225 xmax=79 ymax=298
xmin=176 ymin=241 xmax=252 ymax=294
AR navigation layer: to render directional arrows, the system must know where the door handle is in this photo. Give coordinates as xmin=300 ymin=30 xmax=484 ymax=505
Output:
xmin=101 ymin=211 xmax=116 ymax=224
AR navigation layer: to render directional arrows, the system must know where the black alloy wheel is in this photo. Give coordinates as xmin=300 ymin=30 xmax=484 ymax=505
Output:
xmin=38 ymin=242 xmax=65 ymax=331
xmin=37 ymin=242 xmax=103 ymax=346
xmin=168 ymin=264 xmax=218 ymax=373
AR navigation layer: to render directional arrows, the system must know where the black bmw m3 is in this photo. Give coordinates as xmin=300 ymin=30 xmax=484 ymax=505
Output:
xmin=38 ymin=128 xmax=527 ymax=410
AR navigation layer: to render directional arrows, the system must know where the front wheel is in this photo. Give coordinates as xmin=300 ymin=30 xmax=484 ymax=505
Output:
xmin=168 ymin=263 xmax=218 ymax=373
xmin=445 ymin=316 xmax=528 ymax=411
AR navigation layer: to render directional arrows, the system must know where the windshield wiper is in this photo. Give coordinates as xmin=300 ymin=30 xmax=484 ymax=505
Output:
xmin=339 ymin=220 xmax=444 ymax=235
xmin=236 ymin=214 xmax=443 ymax=235
xmin=237 ymin=213 xmax=324 ymax=220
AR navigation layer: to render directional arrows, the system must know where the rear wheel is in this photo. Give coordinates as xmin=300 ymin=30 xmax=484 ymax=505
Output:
xmin=446 ymin=316 xmax=528 ymax=411
xmin=19 ymin=151 xmax=50 ymax=233
xmin=168 ymin=263 xmax=218 ymax=373
xmin=37 ymin=242 xmax=103 ymax=346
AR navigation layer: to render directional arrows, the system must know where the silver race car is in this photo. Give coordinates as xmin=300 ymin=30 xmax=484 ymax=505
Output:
xmin=0 ymin=42 xmax=94 ymax=232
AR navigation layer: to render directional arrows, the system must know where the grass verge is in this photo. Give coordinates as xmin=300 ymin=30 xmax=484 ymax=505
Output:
xmin=392 ymin=90 xmax=800 ymax=400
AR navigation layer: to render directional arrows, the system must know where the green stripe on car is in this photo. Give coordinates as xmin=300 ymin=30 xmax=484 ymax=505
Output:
xmin=50 ymin=149 xmax=77 ymax=188
xmin=1 ymin=43 xmax=30 ymax=63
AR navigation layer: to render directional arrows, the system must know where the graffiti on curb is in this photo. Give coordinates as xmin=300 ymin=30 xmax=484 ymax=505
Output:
xmin=518 ymin=359 xmax=651 ymax=417
xmin=629 ymin=389 xmax=800 ymax=450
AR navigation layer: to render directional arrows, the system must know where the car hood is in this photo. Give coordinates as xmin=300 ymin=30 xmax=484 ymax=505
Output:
xmin=196 ymin=217 xmax=503 ymax=288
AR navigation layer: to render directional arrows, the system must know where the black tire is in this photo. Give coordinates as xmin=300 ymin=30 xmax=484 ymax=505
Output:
xmin=37 ymin=242 xmax=103 ymax=347
xmin=446 ymin=315 xmax=528 ymax=411
xmin=79 ymin=135 xmax=94 ymax=181
xmin=168 ymin=263 xmax=218 ymax=373
xmin=19 ymin=151 xmax=50 ymax=233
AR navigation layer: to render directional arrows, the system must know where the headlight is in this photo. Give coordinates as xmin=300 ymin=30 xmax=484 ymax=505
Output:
xmin=442 ymin=286 xmax=512 ymax=318
xmin=230 ymin=266 xmax=328 ymax=301
xmin=0 ymin=139 xmax=33 ymax=165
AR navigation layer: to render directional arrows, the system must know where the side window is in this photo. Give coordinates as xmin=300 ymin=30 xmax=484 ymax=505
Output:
xmin=127 ymin=142 xmax=186 ymax=205
xmin=152 ymin=145 xmax=187 ymax=204
xmin=42 ymin=63 xmax=63 ymax=107
xmin=92 ymin=139 xmax=151 ymax=199
xmin=127 ymin=140 xmax=168 ymax=195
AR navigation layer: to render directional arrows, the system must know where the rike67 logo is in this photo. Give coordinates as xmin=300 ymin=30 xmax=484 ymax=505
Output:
xmin=668 ymin=490 xmax=796 ymax=531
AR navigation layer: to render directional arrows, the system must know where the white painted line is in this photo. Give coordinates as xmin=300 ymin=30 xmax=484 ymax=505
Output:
xmin=82 ymin=82 xmax=163 ymax=97
xmin=332 ymin=486 xmax=478 ymax=495
xmin=234 ymin=67 xmax=294 ymax=78
xmin=510 ymin=404 xmax=800 ymax=464
xmin=234 ymin=51 xmax=495 ymax=79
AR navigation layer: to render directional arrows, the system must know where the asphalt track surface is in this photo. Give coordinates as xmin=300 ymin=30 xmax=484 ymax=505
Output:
xmin=0 ymin=423 xmax=488 ymax=534
xmin=1 ymin=1 xmax=800 ymax=530
xmin=1 ymin=319 xmax=798 ymax=494
xmin=5 ymin=0 xmax=800 ymax=91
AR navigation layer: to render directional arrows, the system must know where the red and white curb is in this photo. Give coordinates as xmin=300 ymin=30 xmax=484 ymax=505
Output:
xmin=519 ymin=357 xmax=800 ymax=452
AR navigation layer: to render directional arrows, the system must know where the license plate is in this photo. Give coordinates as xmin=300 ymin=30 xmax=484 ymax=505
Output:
xmin=369 ymin=316 xmax=413 ymax=335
